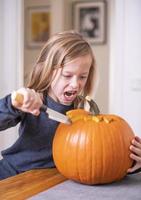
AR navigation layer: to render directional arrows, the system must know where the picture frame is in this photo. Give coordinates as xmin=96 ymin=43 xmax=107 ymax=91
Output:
xmin=25 ymin=6 xmax=51 ymax=48
xmin=72 ymin=1 xmax=106 ymax=44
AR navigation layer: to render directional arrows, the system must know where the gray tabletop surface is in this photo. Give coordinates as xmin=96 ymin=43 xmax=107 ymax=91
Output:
xmin=29 ymin=173 xmax=141 ymax=200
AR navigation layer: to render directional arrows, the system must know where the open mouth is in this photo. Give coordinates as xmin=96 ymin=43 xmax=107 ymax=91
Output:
xmin=64 ymin=91 xmax=77 ymax=100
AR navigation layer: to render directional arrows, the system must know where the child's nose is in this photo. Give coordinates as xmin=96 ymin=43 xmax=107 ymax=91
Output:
xmin=70 ymin=77 xmax=79 ymax=89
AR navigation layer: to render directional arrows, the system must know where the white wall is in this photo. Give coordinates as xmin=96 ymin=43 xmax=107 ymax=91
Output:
xmin=109 ymin=0 xmax=141 ymax=136
xmin=123 ymin=0 xmax=141 ymax=136
xmin=0 ymin=0 xmax=24 ymax=155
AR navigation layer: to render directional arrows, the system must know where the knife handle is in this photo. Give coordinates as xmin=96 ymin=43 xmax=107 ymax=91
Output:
xmin=12 ymin=91 xmax=47 ymax=111
xmin=12 ymin=92 xmax=24 ymax=105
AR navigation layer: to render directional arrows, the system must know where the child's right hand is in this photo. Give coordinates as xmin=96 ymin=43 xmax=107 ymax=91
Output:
xmin=11 ymin=88 xmax=43 ymax=116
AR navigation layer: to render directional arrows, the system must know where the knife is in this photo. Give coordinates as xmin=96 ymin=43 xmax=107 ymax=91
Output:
xmin=12 ymin=92 xmax=71 ymax=124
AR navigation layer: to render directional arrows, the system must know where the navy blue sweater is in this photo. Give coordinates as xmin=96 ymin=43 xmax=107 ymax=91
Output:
xmin=0 ymin=94 xmax=73 ymax=173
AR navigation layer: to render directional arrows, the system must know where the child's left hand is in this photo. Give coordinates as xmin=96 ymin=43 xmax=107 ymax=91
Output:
xmin=127 ymin=136 xmax=141 ymax=173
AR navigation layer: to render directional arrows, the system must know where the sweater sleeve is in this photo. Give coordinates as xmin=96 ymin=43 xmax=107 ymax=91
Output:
xmin=0 ymin=94 xmax=24 ymax=131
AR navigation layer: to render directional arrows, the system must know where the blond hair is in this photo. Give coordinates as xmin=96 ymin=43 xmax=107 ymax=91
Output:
xmin=27 ymin=30 xmax=96 ymax=97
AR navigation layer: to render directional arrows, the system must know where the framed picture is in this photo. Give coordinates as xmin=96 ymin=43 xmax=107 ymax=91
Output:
xmin=25 ymin=6 xmax=51 ymax=48
xmin=72 ymin=1 xmax=106 ymax=44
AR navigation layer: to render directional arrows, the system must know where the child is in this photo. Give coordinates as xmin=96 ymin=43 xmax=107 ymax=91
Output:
xmin=0 ymin=31 xmax=141 ymax=180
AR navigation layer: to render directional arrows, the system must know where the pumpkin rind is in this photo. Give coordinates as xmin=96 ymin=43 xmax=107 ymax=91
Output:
xmin=53 ymin=109 xmax=134 ymax=185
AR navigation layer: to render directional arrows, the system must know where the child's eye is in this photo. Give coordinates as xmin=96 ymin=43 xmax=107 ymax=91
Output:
xmin=80 ymin=76 xmax=87 ymax=80
xmin=62 ymin=74 xmax=72 ymax=78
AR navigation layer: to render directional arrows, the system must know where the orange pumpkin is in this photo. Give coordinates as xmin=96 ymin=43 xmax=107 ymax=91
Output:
xmin=53 ymin=102 xmax=134 ymax=185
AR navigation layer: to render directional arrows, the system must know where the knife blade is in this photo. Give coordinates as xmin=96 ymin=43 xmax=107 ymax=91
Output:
xmin=12 ymin=91 xmax=71 ymax=124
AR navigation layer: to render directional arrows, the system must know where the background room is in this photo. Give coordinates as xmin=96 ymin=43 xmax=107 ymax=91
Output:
xmin=0 ymin=0 xmax=141 ymax=157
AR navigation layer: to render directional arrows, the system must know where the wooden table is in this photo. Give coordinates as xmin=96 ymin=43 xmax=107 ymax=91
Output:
xmin=0 ymin=168 xmax=67 ymax=200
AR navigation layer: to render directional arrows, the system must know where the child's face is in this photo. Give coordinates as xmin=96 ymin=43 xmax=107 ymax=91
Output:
xmin=48 ymin=54 xmax=92 ymax=105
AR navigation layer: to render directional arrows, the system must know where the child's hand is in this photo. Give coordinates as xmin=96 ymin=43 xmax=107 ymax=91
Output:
xmin=11 ymin=88 xmax=43 ymax=116
xmin=127 ymin=136 xmax=141 ymax=173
